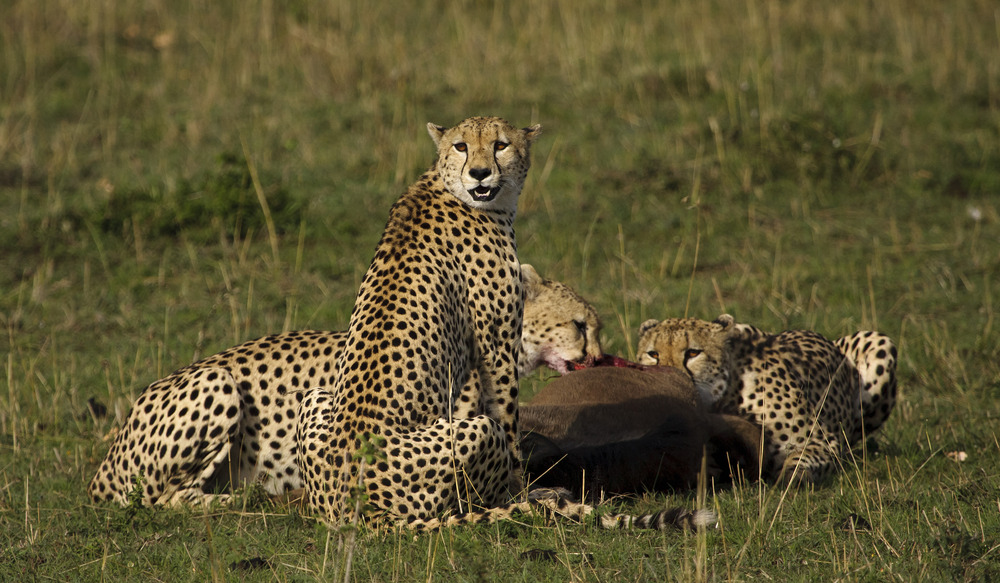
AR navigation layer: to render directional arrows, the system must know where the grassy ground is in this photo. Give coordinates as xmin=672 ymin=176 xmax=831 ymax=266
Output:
xmin=2 ymin=0 xmax=999 ymax=580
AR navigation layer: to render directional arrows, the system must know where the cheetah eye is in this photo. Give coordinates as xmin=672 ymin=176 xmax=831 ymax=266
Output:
xmin=646 ymin=350 xmax=659 ymax=362
xmin=454 ymin=143 xmax=467 ymax=152
xmin=573 ymin=320 xmax=587 ymax=336
xmin=684 ymin=348 xmax=702 ymax=360
xmin=495 ymin=141 xmax=509 ymax=152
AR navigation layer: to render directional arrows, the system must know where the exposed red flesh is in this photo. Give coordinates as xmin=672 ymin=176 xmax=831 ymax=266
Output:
xmin=568 ymin=353 xmax=653 ymax=371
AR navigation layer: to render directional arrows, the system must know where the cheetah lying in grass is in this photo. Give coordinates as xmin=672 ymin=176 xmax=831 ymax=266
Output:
xmin=88 ymin=264 xmax=602 ymax=507
xmin=636 ymin=315 xmax=897 ymax=484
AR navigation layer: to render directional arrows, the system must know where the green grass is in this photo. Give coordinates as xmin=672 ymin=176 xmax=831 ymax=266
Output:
xmin=2 ymin=0 xmax=999 ymax=580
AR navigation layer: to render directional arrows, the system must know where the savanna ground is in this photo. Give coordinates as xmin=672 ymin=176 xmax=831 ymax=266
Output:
xmin=2 ymin=0 xmax=999 ymax=581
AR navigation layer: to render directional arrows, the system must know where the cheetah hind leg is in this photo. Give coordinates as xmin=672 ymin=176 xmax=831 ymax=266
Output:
xmin=155 ymin=367 xmax=248 ymax=506
xmin=297 ymin=403 xmax=518 ymax=525
xmin=121 ymin=366 xmax=245 ymax=507
xmin=835 ymin=331 xmax=898 ymax=439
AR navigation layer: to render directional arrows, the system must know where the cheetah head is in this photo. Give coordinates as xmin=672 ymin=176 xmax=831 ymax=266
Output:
xmin=519 ymin=264 xmax=603 ymax=376
xmin=427 ymin=117 xmax=541 ymax=211
xmin=636 ymin=314 xmax=738 ymax=405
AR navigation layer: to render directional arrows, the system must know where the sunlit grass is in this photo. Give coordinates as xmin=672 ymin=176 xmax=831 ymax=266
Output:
xmin=1 ymin=0 xmax=999 ymax=580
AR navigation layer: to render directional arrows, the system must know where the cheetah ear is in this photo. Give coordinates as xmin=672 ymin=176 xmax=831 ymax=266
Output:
xmin=523 ymin=124 xmax=542 ymax=143
xmin=713 ymin=314 xmax=736 ymax=329
xmin=427 ymin=123 xmax=447 ymax=148
xmin=521 ymin=264 xmax=543 ymax=301
xmin=639 ymin=319 xmax=660 ymax=337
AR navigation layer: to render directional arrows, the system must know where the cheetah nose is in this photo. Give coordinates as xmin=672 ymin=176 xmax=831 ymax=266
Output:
xmin=468 ymin=167 xmax=491 ymax=181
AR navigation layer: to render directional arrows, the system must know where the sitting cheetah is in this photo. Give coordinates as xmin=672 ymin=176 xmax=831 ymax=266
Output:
xmin=636 ymin=315 xmax=897 ymax=485
xmin=296 ymin=117 xmax=712 ymax=531
xmin=87 ymin=262 xmax=603 ymax=507
xmin=296 ymin=117 xmax=536 ymax=527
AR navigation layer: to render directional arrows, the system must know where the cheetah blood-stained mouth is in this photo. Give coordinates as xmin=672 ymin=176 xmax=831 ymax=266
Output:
xmin=470 ymin=185 xmax=500 ymax=201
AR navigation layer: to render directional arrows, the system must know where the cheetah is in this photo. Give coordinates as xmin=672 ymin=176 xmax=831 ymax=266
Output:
xmin=295 ymin=117 xmax=538 ymax=527
xmin=636 ymin=314 xmax=897 ymax=485
xmin=520 ymin=264 xmax=603 ymax=374
xmin=295 ymin=117 xmax=712 ymax=531
xmin=87 ymin=262 xmax=603 ymax=507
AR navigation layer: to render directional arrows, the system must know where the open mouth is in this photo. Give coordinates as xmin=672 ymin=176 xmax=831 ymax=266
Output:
xmin=544 ymin=356 xmax=572 ymax=375
xmin=469 ymin=185 xmax=500 ymax=202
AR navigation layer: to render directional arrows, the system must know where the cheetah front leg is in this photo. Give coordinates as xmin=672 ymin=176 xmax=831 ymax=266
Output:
xmin=774 ymin=428 xmax=843 ymax=486
xmin=449 ymin=353 xmax=523 ymax=495
xmin=295 ymin=386 xmax=341 ymax=520
xmin=476 ymin=332 xmax=524 ymax=488
xmin=372 ymin=416 xmax=516 ymax=522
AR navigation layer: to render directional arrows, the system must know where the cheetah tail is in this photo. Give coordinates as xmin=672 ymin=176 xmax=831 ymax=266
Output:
xmin=405 ymin=488 xmax=717 ymax=532
xmin=598 ymin=506 xmax=719 ymax=530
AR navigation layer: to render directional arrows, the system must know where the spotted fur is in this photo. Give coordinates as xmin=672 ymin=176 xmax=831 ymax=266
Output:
xmin=296 ymin=117 xmax=538 ymax=525
xmin=636 ymin=315 xmax=897 ymax=485
xmin=520 ymin=264 xmax=603 ymax=374
xmin=834 ymin=331 xmax=898 ymax=442
xmin=295 ymin=117 xmax=710 ymax=531
xmin=86 ymin=266 xmax=602 ymax=507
